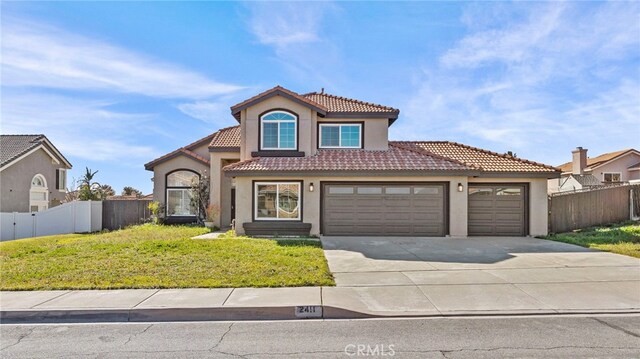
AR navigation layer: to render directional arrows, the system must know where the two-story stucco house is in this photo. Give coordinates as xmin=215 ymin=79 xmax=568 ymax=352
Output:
xmin=548 ymin=147 xmax=640 ymax=193
xmin=0 ymin=135 xmax=72 ymax=213
xmin=145 ymin=86 xmax=560 ymax=237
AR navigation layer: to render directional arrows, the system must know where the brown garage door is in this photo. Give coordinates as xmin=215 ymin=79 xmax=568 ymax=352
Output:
xmin=468 ymin=184 xmax=527 ymax=236
xmin=322 ymin=183 xmax=446 ymax=236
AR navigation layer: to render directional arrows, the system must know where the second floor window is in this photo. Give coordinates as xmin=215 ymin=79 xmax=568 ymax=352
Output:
xmin=261 ymin=111 xmax=297 ymax=150
xmin=319 ymin=123 xmax=362 ymax=148
xmin=603 ymin=173 xmax=621 ymax=182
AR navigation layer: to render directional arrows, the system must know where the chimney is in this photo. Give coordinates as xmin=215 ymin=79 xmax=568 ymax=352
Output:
xmin=571 ymin=147 xmax=588 ymax=175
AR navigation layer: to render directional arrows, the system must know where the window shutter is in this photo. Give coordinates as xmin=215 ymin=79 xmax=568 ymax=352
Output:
xmin=56 ymin=169 xmax=60 ymax=190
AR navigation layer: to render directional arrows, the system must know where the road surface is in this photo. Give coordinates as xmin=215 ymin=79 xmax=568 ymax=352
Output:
xmin=1 ymin=314 xmax=639 ymax=358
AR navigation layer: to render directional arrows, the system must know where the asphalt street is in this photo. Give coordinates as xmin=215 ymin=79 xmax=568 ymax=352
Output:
xmin=1 ymin=315 xmax=639 ymax=358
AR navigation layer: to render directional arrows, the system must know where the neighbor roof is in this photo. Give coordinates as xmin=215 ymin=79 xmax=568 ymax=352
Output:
xmin=224 ymin=143 xmax=475 ymax=174
xmin=0 ymin=134 xmax=72 ymax=169
xmin=230 ymin=86 xmax=399 ymax=121
xmin=568 ymin=174 xmax=601 ymax=186
xmin=557 ymin=149 xmax=639 ymax=173
xmin=395 ymin=141 xmax=558 ymax=173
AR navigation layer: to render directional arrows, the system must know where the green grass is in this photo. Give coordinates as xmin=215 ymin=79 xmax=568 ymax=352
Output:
xmin=0 ymin=224 xmax=335 ymax=290
xmin=542 ymin=221 xmax=640 ymax=258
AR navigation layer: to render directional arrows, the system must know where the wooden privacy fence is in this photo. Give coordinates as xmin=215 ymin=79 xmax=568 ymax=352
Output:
xmin=102 ymin=199 xmax=152 ymax=231
xmin=548 ymin=185 xmax=636 ymax=233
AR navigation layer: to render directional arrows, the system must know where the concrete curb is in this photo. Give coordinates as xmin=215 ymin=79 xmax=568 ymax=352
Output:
xmin=3 ymin=307 xmax=639 ymax=324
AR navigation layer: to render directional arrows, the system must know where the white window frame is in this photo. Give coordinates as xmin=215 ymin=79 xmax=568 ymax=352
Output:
xmin=30 ymin=174 xmax=48 ymax=212
xmin=165 ymin=170 xmax=199 ymax=216
xmin=603 ymin=172 xmax=622 ymax=182
xmin=260 ymin=111 xmax=297 ymax=150
xmin=57 ymin=169 xmax=67 ymax=191
xmin=254 ymin=182 xmax=301 ymax=221
xmin=166 ymin=188 xmax=196 ymax=216
xmin=318 ymin=123 xmax=362 ymax=149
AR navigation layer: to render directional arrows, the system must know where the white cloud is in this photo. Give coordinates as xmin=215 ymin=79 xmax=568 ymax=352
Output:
xmin=177 ymin=100 xmax=229 ymax=124
xmin=1 ymin=18 xmax=244 ymax=99
xmin=244 ymin=2 xmax=343 ymax=86
xmin=248 ymin=2 xmax=325 ymax=48
xmin=1 ymin=92 xmax=159 ymax=162
xmin=397 ymin=2 xmax=640 ymax=165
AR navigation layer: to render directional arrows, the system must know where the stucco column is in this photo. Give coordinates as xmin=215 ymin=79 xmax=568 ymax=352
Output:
xmin=448 ymin=177 xmax=468 ymax=237
xmin=209 ymin=155 xmax=222 ymax=228
xmin=529 ymin=178 xmax=549 ymax=236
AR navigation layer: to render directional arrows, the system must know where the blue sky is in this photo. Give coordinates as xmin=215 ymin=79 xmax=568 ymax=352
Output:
xmin=2 ymin=1 xmax=639 ymax=194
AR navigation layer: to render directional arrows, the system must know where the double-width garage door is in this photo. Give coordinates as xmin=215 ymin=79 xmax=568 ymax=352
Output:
xmin=468 ymin=184 xmax=527 ymax=236
xmin=322 ymin=183 xmax=446 ymax=236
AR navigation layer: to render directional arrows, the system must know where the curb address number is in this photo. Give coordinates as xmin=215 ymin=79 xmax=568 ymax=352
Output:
xmin=295 ymin=306 xmax=322 ymax=318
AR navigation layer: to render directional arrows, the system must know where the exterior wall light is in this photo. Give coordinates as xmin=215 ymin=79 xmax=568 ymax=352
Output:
xmin=457 ymin=183 xmax=464 ymax=192
xmin=309 ymin=182 xmax=315 ymax=192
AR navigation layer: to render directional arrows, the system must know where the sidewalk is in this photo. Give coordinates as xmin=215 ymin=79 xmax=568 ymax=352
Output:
xmin=2 ymin=283 xmax=639 ymax=323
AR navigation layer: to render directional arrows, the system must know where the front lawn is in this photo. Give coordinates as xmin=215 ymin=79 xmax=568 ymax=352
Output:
xmin=0 ymin=224 xmax=334 ymax=290
xmin=542 ymin=221 xmax=640 ymax=258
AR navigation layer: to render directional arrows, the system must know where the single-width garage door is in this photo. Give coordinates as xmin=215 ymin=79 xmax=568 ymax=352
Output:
xmin=468 ymin=184 xmax=527 ymax=236
xmin=322 ymin=183 xmax=446 ymax=236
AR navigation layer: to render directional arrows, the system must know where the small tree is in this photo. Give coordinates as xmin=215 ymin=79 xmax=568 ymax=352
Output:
xmin=190 ymin=173 xmax=210 ymax=224
xmin=122 ymin=186 xmax=143 ymax=197
xmin=77 ymin=167 xmax=102 ymax=201
xmin=148 ymin=201 xmax=165 ymax=224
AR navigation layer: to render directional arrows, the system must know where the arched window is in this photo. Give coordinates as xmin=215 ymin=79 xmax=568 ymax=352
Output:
xmin=166 ymin=170 xmax=199 ymax=216
xmin=260 ymin=110 xmax=297 ymax=150
xmin=30 ymin=174 xmax=48 ymax=212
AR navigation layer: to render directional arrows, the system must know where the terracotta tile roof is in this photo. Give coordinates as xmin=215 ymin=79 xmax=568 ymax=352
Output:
xmin=302 ymin=91 xmax=399 ymax=114
xmin=230 ymin=86 xmax=328 ymax=119
xmin=230 ymin=86 xmax=399 ymax=120
xmin=209 ymin=125 xmax=241 ymax=149
xmin=557 ymin=149 xmax=638 ymax=173
xmin=394 ymin=141 xmax=558 ymax=173
xmin=224 ymin=143 xmax=474 ymax=173
xmin=144 ymin=133 xmax=215 ymax=170
xmin=0 ymin=134 xmax=72 ymax=168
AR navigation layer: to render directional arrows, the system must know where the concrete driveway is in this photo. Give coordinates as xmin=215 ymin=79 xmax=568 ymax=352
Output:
xmin=321 ymin=236 xmax=640 ymax=316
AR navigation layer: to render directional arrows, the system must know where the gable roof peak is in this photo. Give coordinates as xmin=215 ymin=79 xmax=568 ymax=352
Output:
xmin=0 ymin=134 xmax=71 ymax=169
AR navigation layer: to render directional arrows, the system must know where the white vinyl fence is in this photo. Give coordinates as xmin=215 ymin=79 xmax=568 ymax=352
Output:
xmin=1 ymin=201 xmax=102 ymax=241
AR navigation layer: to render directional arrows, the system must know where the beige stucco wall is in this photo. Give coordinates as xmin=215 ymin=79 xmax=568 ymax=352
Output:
xmin=241 ymin=96 xmax=315 ymax=160
xmin=191 ymin=142 xmax=211 ymax=159
xmin=233 ymin=175 xmax=549 ymax=237
xmin=209 ymin=151 xmax=240 ymax=228
xmin=239 ymin=96 xmax=391 ymax=160
xmin=0 ymin=148 xmax=68 ymax=212
xmin=590 ymin=152 xmax=640 ymax=182
xmin=234 ymin=175 xmax=471 ymax=237
xmin=151 ymin=155 xmax=209 ymax=212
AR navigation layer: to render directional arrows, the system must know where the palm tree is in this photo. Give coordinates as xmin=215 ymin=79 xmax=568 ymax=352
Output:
xmin=122 ymin=186 xmax=142 ymax=197
xmin=77 ymin=167 xmax=102 ymax=200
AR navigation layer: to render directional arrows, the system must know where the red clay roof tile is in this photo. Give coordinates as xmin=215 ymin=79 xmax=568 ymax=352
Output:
xmin=223 ymin=143 xmax=473 ymax=173
xmin=396 ymin=141 xmax=558 ymax=173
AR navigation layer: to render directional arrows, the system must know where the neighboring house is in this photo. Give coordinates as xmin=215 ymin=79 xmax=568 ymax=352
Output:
xmin=548 ymin=147 xmax=640 ymax=193
xmin=145 ymin=86 xmax=560 ymax=237
xmin=0 ymin=135 xmax=72 ymax=212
